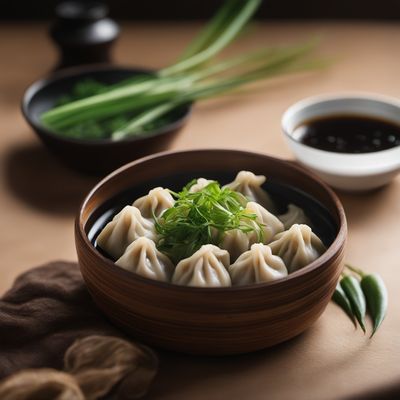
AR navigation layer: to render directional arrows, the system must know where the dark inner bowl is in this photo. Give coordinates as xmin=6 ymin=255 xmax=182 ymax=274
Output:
xmin=22 ymin=65 xmax=191 ymax=144
xmin=86 ymin=171 xmax=338 ymax=264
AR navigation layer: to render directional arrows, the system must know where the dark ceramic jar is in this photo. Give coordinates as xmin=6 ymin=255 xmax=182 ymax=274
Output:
xmin=50 ymin=1 xmax=120 ymax=70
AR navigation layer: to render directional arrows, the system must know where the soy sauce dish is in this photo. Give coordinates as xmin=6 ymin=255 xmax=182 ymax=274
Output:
xmin=282 ymin=93 xmax=400 ymax=191
xmin=75 ymin=149 xmax=347 ymax=355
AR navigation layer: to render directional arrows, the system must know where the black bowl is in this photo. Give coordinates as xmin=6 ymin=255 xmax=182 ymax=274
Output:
xmin=22 ymin=64 xmax=192 ymax=175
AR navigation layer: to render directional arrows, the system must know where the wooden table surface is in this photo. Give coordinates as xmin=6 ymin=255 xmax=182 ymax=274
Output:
xmin=1 ymin=22 xmax=399 ymax=399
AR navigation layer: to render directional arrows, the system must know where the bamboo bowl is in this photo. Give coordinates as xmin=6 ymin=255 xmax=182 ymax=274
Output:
xmin=75 ymin=149 xmax=347 ymax=355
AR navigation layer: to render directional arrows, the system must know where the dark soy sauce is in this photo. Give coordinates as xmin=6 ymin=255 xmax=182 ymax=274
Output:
xmin=294 ymin=115 xmax=400 ymax=154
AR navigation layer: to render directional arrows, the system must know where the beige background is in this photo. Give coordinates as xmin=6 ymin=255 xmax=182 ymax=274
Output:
xmin=0 ymin=22 xmax=399 ymax=399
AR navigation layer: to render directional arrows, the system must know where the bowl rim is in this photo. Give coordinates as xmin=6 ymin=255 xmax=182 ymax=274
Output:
xmin=283 ymin=138 xmax=400 ymax=177
xmin=21 ymin=63 xmax=192 ymax=146
xmin=76 ymin=148 xmax=347 ymax=293
xmin=281 ymin=91 xmax=400 ymax=157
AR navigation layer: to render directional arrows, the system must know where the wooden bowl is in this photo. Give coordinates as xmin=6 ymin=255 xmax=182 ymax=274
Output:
xmin=21 ymin=64 xmax=191 ymax=175
xmin=75 ymin=149 xmax=347 ymax=355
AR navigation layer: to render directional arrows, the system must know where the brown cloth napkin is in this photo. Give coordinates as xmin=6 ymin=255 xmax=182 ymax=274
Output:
xmin=0 ymin=261 xmax=123 ymax=380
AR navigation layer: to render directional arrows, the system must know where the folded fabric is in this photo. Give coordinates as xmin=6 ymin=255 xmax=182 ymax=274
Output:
xmin=0 ymin=335 xmax=158 ymax=400
xmin=0 ymin=261 xmax=157 ymax=399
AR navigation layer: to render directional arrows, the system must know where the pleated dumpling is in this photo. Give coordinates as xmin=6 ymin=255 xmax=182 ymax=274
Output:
xmin=229 ymin=243 xmax=288 ymax=286
xmin=132 ymin=187 xmax=174 ymax=219
xmin=96 ymin=206 xmax=156 ymax=259
xmin=278 ymin=204 xmax=310 ymax=230
xmin=220 ymin=229 xmax=251 ymax=262
xmin=269 ymin=224 xmax=326 ymax=273
xmin=224 ymin=170 xmax=275 ymax=211
xmin=188 ymin=178 xmax=214 ymax=193
xmin=245 ymin=202 xmax=284 ymax=243
xmin=172 ymin=244 xmax=231 ymax=287
xmin=220 ymin=201 xmax=284 ymax=261
xmin=116 ymin=237 xmax=174 ymax=282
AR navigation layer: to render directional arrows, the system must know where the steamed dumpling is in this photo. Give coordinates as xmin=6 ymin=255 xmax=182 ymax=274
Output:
xmin=220 ymin=201 xmax=284 ymax=261
xmin=279 ymin=204 xmax=310 ymax=230
xmin=224 ymin=170 xmax=275 ymax=211
xmin=245 ymin=202 xmax=284 ymax=243
xmin=96 ymin=206 xmax=156 ymax=259
xmin=229 ymin=243 xmax=288 ymax=286
xmin=220 ymin=229 xmax=251 ymax=262
xmin=269 ymin=224 xmax=326 ymax=273
xmin=172 ymin=244 xmax=231 ymax=287
xmin=132 ymin=187 xmax=174 ymax=219
xmin=116 ymin=237 xmax=174 ymax=282
xmin=189 ymin=178 xmax=214 ymax=193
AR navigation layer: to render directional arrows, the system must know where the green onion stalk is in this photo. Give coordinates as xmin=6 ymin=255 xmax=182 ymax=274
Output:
xmin=41 ymin=0 xmax=321 ymax=140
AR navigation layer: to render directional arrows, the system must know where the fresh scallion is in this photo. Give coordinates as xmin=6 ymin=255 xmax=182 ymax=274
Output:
xmin=155 ymin=181 xmax=263 ymax=263
xmin=41 ymin=0 xmax=320 ymax=141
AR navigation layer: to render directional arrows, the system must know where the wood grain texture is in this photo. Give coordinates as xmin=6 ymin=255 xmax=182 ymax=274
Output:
xmin=75 ymin=149 xmax=347 ymax=355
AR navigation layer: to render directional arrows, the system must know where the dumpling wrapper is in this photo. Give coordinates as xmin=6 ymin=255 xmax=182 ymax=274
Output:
xmin=96 ymin=206 xmax=156 ymax=260
xmin=220 ymin=201 xmax=284 ymax=261
xmin=188 ymin=178 xmax=215 ymax=193
xmin=172 ymin=244 xmax=231 ymax=287
xmin=229 ymin=243 xmax=288 ymax=286
xmin=223 ymin=170 xmax=275 ymax=211
xmin=278 ymin=204 xmax=310 ymax=230
xmin=245 ymin=201 xmax=284 ymax=244
xmin=132 ymin=187 xmax=174 ymax=219
xmin=221 ymin=229 xmax=251 ymax=262
xmin=269 ymin=224 xmax=326 ymax=273
xmin=116 ymin=237 xmax=174 ymax=282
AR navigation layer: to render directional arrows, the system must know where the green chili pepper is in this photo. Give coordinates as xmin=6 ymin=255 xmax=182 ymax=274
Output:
xmin=340 ymin=275 xmax=367 ymax=333
xmin=332 ymin=282 xmax=356 ymax=327
xmin=361 ymin=274 xmax=388 ymax=337
xmin=346 ymin=265 xmax=388 ymax=337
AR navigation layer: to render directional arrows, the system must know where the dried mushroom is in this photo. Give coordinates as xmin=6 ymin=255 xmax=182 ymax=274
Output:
xmin=64 ymin=335 xmax=158 ymax=400
xmin=0 ymin=369 xmax=84 ymax=400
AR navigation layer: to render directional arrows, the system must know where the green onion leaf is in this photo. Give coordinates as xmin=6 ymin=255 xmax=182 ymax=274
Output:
xmin=155 ymin=181 xmax=262 ymax=263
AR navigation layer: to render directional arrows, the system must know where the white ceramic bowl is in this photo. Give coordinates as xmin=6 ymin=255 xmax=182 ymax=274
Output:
xmin=282 ymin=93 xmax=400 ymax=191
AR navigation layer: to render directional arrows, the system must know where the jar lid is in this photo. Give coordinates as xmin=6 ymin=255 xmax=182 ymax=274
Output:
xmin=55 ymin=1 xmax=108 ymax=21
